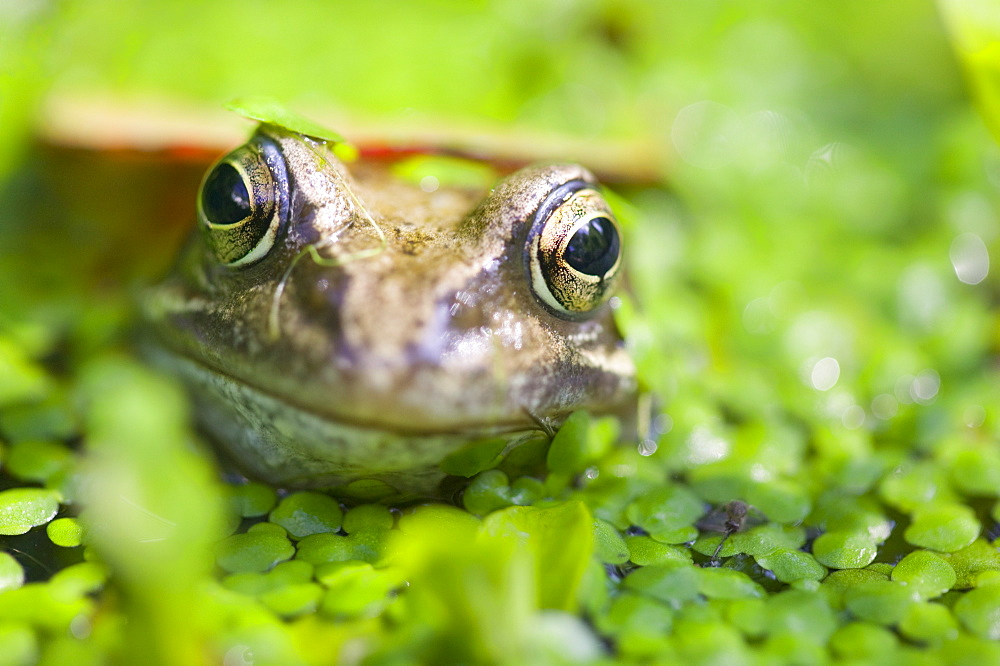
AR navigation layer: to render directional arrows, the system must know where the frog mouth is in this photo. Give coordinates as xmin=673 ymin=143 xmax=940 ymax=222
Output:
xmin=143 ymin=341 xmax=549 ymax=439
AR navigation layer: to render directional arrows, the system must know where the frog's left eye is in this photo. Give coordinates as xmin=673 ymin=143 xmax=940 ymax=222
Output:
xmin=527 ymin=180 xmax=623 ymax=319
xmin=197 ymin=136 xmax=289 ymax=267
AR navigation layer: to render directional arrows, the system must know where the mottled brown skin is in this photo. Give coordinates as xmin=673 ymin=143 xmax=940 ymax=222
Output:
xmin=143 ymin=126 xmax=636 ymax=498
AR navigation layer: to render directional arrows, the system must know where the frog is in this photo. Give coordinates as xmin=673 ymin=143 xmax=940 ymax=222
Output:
xmin=141 ymin=124 xmax=637 ymax=499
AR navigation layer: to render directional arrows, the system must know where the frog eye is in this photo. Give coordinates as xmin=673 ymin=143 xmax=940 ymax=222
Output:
xmin=197 ymin=136 xmax=289 ymax=267
xmin=527 ymin=180 xmax=623 ymax=318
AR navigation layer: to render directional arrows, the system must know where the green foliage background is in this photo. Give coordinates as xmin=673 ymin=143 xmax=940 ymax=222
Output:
xmin=1 ymin=0 xmax=1000 ymax=664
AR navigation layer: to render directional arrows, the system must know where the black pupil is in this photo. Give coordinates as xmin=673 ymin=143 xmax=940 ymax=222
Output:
xmin=202 ymin=162 xmax=251 ymax=225
xmin=564 ymin=216 xmax=620 ymax=276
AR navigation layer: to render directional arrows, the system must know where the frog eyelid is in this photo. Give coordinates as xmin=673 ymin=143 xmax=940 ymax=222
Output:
xmin=197 ymin=134 xmax=291 ymax=268
xmin=525 ymin=177 xmax=623 ymax=320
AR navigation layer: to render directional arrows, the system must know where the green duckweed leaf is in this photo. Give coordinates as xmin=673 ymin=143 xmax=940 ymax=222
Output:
xmin=0 ymin=337 xmax=52 ymax=407
xmin=48 ymin=561 xmax=108 ymax=601
xmin=843 ymin=580 xmax=917 ymax=625
xmin=0 ymin=488 xmax=59 ymax=536
xmin=725 ymin=597 xmax=767 ymax=638
xmin=904 ymin=503 xmax=980 ymax=552
xmin=953 ymin=584 xmax=1000 ymax=640
xmin=950 ymin=447 xmax=1000 ymax=496
xmin=939 ymin=539 xmax=1000 ymax=588
xmin=829 ymin=622 xmax=898 ymax=660
xmin=891 ymin=550 xmax=957 ymax=599
xmin=731 ymin=523 xmax=807 ymax=557
xmin=259 ymin=582 xmax=323 ymax=618
xmin=226 ymin=97 xmax=344 ymax=143
xmin=758 ymin=632 xmax=827 ymax=663
xmin=294 ymin=533 xmax=356 ymax=566
xmin=744 ymin=480 xmax=811 ymax=523
xmin=879 ymin=462 xmax=951 ymax=512
xmin=812 ymin=531 xmax=878 ymax=569
xmin=594 ymin=592 xmax=673 ymax=654
xmin=670 ymin=619 xmax=747 ymax=663
xmin=898 ymin=602 xmax=959 ymax=643
xmin=764 ymin=590 xmax=838 ymax=642
xmin=0 ymin=584 xmax=91 ymax=631
xmin=822 ymin=568 xmax=891 ymax=609
xmin=216 ymin=531 xmax=295 ymax=574
xmin=0 ymin=552 xmax=25 ymax=592
xmin=45 ymin=517 xmax=83 ymax=547
xmin=756 ymin=548 xmax=827 ymax=583
xmin=342 ymin=504 xmax=394 ymax=533
xmin=481 ymin=501 xmax=594 ymax=611
xmin=625 ymin=535 xmax=692 ymax=567
xmin=317 ymin=561 xmax=400 ymax=618
xmin=227 ymin=482 xmax=278 ymax=518
xmin=546 ymin=411 xmax=591 ymax=475
xmin=626 ymin=485 xmax=705 ymax=537
xmin=268 ymin=491 xmax=344 ymax=539
xmin=5 ymin=440 xmax=73 ymax=484
xmin=593 ymin=519 xmax=629 ymax=564
xmin=697 ymin=567 xmax=765 ymax=600
xmin=440 ymin=436 xmax=508 ymax=477
xmin=623 ymin=563 xmax=700 ymax=604
xmin=463 ymin=469 xmax=514 ymax=515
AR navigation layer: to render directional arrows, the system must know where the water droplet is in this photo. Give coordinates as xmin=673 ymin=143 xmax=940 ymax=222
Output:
xmin=910 ymin=369 xmax=940 ymax=404
xmin=842 ymin=404 xmax=866 ymax=429
xmin=652 ymin=413 xmax=673 ymax=435
xmin=419 ymin=175 xmax=439 ymax=193
xmin=810 ymin=357 xmax=840 ymax=391
xmin=964 ymin=405 xmax=986 ymax=428
xmin=871 ymin=394 xmax=898 ymax=420
xmin=70 ymin=615 xmax=92 ymax=640
xmin=950 ymin=233 xmax=989 ymax=284
xmin=638 ymin=439 xmax=658 ymax=456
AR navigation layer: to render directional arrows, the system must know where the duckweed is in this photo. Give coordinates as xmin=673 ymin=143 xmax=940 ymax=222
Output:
xmin=4 ymin=440 xmax=72 ymax=484
xmin=905 ymin=503 xmax=981 ymax=552
xmin=892 ymin=550 xmax=958 ymax=599
xmin=811 ymin=531 xmax=879 ymax=569
xmin=953 ymin=585 xmax=1000 ymax=640
xmin=45 ymin=517 xmax=83 ymax=547
xmin=226 ymin=482 xmax=277 ymax=518
xmin=843 ymin=580 xmax=917 ymax=625
xmin=900 ymin=602 xmax=959 ymax=643
xmin=216 ymin=529 xmax=295 ymax=573
xmin=755 ymin=548 xmax=827 ymax=583
xmin=268 ymin=491 xmax=344 ymax=539
xmin=0 ymin=488 xmax=60 ymax=536
xmin=0 ymin=552 xmax=24 ymax=591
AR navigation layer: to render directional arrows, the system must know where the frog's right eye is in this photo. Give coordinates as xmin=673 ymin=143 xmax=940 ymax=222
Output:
xmin=197 ymin=136 xmax=289 ymax=267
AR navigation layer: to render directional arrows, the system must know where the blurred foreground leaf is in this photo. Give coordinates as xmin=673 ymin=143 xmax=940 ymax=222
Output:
xmin=938 ymin=0 xmax=1000 ymax=142
xmin=77 ymin=357 xmax=227 ymax=666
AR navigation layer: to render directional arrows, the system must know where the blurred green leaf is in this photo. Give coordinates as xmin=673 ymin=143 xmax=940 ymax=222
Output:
xmin=226 ymin=97 xmax=345 ymax=142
